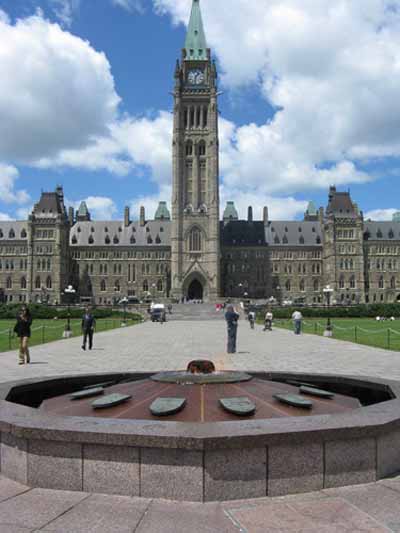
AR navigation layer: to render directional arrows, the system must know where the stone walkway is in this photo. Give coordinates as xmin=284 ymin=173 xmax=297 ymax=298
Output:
xmin=0 ymin=319 xmax=400 ymax=382
xmin=1 ymin=475 xmax=400 ymax=532
xmin=1 ymin=318 xmax=400 ymax=531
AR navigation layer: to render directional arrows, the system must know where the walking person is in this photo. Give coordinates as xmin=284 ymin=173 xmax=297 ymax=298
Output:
xmin=263 ymin=309 xmax=273 ymax=331
xmin=81 ymin=307 xmax=96 ymax=350
xmin=292 ymin=309 xmax=303 ymax=335
xmin=225 ymin=304 xmax=240 ymax=354
xmin=248 ymin=310 xmax=256 ymax=330
xmin=14 ymin=305 xmax=32 ymax=365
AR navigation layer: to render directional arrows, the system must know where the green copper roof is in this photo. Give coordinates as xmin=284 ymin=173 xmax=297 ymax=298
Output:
xmin=155 ymin=201 xmax=171 ymax=220
xmin=306 ymin=201 xmax=317 ymax=215
xmin=78 ymin=201 xmax=89 ymax=217
xmin=184 ymin=0 xmax=207 ymax=61
xmin=223 ymin=201 xmax=239 ymax=221
xmin=393 ymin=211 xmax=400 ymax=222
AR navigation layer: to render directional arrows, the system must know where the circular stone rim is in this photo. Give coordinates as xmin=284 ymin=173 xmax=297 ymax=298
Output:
xmin=150 ymin=370 xmax=253 ymax=384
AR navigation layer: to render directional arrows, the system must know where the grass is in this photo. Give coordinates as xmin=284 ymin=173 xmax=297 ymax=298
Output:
xmin=271 ymin=317 xmax=400 ymax=351
xmin=0 ymin=317 xmax=142 ymax=353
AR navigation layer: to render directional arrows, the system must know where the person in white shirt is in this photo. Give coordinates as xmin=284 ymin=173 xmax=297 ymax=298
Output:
xmin=264 ymin=310 xmax=273 ymax=331
xmin=292 ymin=310 xmax=303 ymax=335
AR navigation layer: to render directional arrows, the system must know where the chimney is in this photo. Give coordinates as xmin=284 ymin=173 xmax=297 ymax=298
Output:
xmin=68 ymin=207 xmax=74 ymax=226
xmin=140 ymin=206 xmax=145 ymax=227
xmin=124 ymin=206 xmax=130 ymax=227
xmin=263 ymin=206 xmax=269 ymax=225
xmin=247 ymin=206 xmax=253 ymax=223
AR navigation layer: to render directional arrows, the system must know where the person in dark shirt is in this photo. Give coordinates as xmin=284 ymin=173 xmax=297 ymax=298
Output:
xmin=225 ymin=305 xmax=240 ymax=354
xmin=81 ymin=307 xmax=96 ymax=350
xmin=14 ymin=306 xmax=32 ymax=365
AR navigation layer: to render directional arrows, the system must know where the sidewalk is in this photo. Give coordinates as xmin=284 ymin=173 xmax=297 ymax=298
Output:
xmin=0 ymin=475 xmax=399 ymax=532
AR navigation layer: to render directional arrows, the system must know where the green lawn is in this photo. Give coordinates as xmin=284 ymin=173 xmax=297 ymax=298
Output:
xmin=272 ymin=317 xmax=400 ymax=351
xmin=0 ymin=317 xmax=141 ymax=353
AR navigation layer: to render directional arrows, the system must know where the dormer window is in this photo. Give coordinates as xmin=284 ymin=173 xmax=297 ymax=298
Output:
xmin=389 ymin=229 xmax=394 ymax=239
xmin=285 ymin=227 xmax=288 ymax=232
xmin=113 ymin=236 xmax=119 ymax=244
xmin=130 ymin=236 xmax=136 ymax=244
xmin=316 ymin=236 xmax=321 ymax=244
xmin=0 ymin=229 xmax=3 ymax=238
xmin=132 ymin=227 xmax=136 ymax=233
xmin=298 ymin=227 xmax=302 ymax=232
xmin=105 ymin=235 xmax=110 ymax=245
xmin=299 ymin=236 xmax=305 ymax=244
xmin=312 ymin=227 xmax=316 ymax=232
xmin=91 ymin=227 xmax=95 ymax=233
xmin=146 ymin=227 xmax=150 ymax=233
xmin=377 ymin=229 xmax=383 ymax=239
xmin=274 ymin=235 xmax=280 ymax=244
xmin=104 ymin=227 xmax=108 ymax=233
xmin=72 ymin=235 xmax=77 ymax=244
xmin=88 ymin=236 xmax=94 ymax=245
xmin=118 ymin=227 xmax=122 ymax=233
xmin=160 ymin=227 xmax=164 ymax=233
xmin=147 ymin=236 xmax=153 ymax=244
xmin=283 ymin=235 xmax=288 ymax=244
xmin=77 ymin=227 xmax=81 ymax=233
xmin=9 ymin=229 xmax=15 ymax=239
xmin=156 ymin=235 xmax=161 ymax=244
xmin=21 ymin=229 xmax=27 ymax=238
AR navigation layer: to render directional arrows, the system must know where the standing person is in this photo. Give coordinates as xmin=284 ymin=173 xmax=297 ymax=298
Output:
xmin=81 ymin=307 xmax=96 ymax=351
xmin=248 ymin=310 xmax=256 ymax=329
xmin=264 ymin=309 xmax=273 ymax=331
xmin=292 ymin=310 xmax=303 ymax=335
xmin=225 ymin=304 xmax=240 ymax=354
xmin=14 ymin=306 xmax=32 ymax=365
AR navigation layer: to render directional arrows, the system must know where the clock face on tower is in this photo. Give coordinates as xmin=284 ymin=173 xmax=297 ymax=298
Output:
xmin=188 ymin=69 xmax=205 ymax=85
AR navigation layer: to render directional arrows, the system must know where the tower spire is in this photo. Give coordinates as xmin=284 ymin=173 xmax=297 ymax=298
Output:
xmin=184 ymin=0 xmax=207 ymax=61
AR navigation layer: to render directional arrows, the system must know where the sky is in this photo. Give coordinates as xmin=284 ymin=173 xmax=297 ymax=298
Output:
xmin=0 ymin=0 xmax=400 ymax=222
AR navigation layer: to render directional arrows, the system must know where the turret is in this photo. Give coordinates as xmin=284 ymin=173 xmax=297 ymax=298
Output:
xmin=140 ymin=206 xmax=145 ymax=227
xmin=124 ymin=206 xmax=130 ymax=227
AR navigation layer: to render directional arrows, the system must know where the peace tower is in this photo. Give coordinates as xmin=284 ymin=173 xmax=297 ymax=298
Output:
xmin=170 ymin=0 xmax=221 ymax=301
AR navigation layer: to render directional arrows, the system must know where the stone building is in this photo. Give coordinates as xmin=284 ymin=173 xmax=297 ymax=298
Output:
xmin=1 ymin=0 xmax=400 ymax=306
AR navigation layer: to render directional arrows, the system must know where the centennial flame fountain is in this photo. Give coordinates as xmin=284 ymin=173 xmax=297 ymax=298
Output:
xmin=0 ymin=363 xmax=399 ymax=501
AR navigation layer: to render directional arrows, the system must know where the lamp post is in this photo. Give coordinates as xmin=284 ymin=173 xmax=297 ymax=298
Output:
xmin=63 ymin=285 xmax=76 ymax=338
xmin=238 ymin=283 xmax=243 ymax=299
xmin=119 ymin=297 xmax=128 ymax=327
xmin=323 ymin=285 xmax=334 ymax=337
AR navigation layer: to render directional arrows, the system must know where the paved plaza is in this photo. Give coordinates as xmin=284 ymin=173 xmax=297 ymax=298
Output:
xmin=0 ymin=315 xmax=400 ymax=531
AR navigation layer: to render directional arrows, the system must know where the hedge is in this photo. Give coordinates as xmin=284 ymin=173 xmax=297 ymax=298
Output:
xmin=0 ymin=304 xmax=142 ymax=321
xmin=258 ymin=303 xmax=400 ymax=319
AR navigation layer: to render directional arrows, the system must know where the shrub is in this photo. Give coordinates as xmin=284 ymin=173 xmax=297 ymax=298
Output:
xmin=258 ymin=303 xmax=400 ymax=320
xmin=0 ymin=304 xmax=142 ymax=321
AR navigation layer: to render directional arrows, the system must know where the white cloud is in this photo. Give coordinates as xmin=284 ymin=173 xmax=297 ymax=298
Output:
xmin=69 ymin=196 xmax=118 ymax=220
xmin=0 ymin=12 xmax=120 ymax=164
xmin=364 ymin=208 xmax=399 ymax=221
xmin=0 ymin=9 xmax=10 ymax=24
xmin=16 ymin=206 xmax=33 ymax=219
xmin=0 ymin=213 xmax=12 ymax=221
xmin=112 ymin=0 xmax=144 ymax=14
xmin=0 ymin=164 xmax=30 ymax=205
xmin=49 ymin=0 xmax=80 ymax=27
xmin=154 ymin=0 xmax=400 ymax=191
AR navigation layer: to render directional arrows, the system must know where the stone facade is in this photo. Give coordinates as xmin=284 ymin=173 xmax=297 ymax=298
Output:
xmin=1 ymin=0 xmax=400 ymax=306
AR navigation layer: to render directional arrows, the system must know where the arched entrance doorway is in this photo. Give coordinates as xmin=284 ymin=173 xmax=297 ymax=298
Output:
xmin=188 ymin=279 xmax=203 ymax=301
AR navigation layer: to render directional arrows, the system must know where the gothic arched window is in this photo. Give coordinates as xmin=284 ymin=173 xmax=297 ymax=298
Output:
xmin=143 ymin=280 xmax=149 ymax=292
xmin=285 ymin=280 xmax=291 ymax=292
xmin=185 ymin=141 xmax=193 ymax=156
xmin=21 ymin=229 xmax=27 ymax=238
xmin=72 ymin=235 xmax=77 ymax=244
xmin=114 ymin=280 xmax=120 ymax=292
xmin=350 ymin=275 xmax=356 ymax=289
xmin=391 ymin=276 xmax=396 ymax=289
xmin=130 ymin=236 xmax=136 ymax=244
xmin=300 ymin=279 xmax=305 ymax=292
xmin=314 ymin=279 xmax=319 ymax=292
xmin=105 ymin=235 xmax=111 ymax=245
xmin=379 ymin=276 xmax=384 ymax=289
xmin=339 ymin=275 xmax=345 ymax=289
xmin=100 ymin=279 xmax=106 ymax=292
xmin=283 ymin=235 xmax=288 ymax=244
xmin=157 ymin=279 xmax=163 ymax=292
xmin=20 ymin=277 xmax=27 ymax=290
xmin=6 ymin=277 xmax=12 ymax=289
xmin=8 ymin=229 xmax=15 ymax=239
xmin=46 ymin=276 xmax=52 ymax=289
xmin=198 ymin=141 xmax=206 ymax=156
xmin=88 ymin=235 xmax=94 ymax=244
xmin=189 ymin=227 xmax=202 ymax=252
xmin=35 ymin=276 xmax=41 ymax=289
xmin=299 ymin=236 xmax=305 ymax=245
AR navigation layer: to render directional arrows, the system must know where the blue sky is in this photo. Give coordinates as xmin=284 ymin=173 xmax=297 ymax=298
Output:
xmin=0 ymin=0 xmax=399 ymax=222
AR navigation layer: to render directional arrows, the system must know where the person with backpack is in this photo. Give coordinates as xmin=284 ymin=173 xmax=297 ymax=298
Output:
xmin=81 ymin=307 xmax=96 ymax=350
